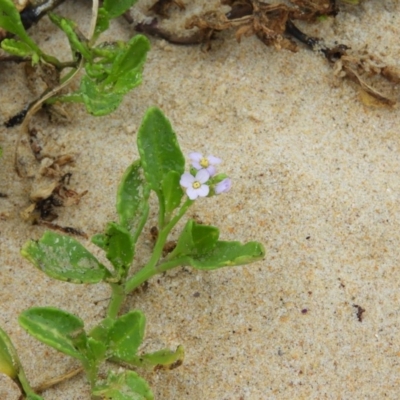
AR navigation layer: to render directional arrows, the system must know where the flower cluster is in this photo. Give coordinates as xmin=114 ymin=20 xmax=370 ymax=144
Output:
xmin=180 ymin=153 xmax=232 ymax=200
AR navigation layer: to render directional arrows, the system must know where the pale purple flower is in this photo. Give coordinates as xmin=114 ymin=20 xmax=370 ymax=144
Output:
xmin=180 ymin=169 xmax=210 ymax=200
xmin=189 ymin=152 xmax=221 ymax=177
xmin=215 ymin=178 xmax=232 ymax=195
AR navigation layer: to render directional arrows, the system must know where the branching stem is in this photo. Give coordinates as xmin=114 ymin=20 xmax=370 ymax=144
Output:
xmin=125 ymin=199 xmax=193 ymax=294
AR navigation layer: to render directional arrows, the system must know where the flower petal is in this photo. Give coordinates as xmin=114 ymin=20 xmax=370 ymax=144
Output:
xmin=196 ymin=169 xmax=210 ymax=183
xmin=192 ymin=161 xmax=202 ymax=170
xmin=206 ymin=165 xmax=216 ymax=177
xmin=186 ymin=187 xmax=199 ymax=200
xmin=189 ymin=152 xmax=203 ymax=162
xmin=207 ymin=155 xmax=221 ymax=164
xmin=197 ymin=184 xmax=210 ymax=197
xmin=215 ymin=178 xmax=232 ymax=194
xmin=180 ymin=173 xmax=195 ymax=188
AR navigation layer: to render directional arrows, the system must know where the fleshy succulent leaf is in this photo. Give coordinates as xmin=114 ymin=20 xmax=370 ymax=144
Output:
xmin=21 ymin=231 xmax=110 ymax=284
xmin=108 ymin=310 xmax=145 ymax=362
xmin=18 ymin=307 xmax=86 ymax=361
xmin=93 ymin=370 xmax=154 ymax=400
xmin=137 ymin=108 xmax=185 ymax=199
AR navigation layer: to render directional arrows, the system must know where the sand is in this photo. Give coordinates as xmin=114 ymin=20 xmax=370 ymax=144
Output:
xmin=1 ymin=1 xmax=400 ymax=399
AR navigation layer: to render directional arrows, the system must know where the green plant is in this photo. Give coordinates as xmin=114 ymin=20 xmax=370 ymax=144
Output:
xmin=0 ymin=107 xmax=265 ymax=399
xmin=0 ymin=0 xmax=149 ymax=117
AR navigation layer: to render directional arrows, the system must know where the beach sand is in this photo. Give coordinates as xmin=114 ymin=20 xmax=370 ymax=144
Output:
xmin=1 ymin=1 xmax=400 ymax=398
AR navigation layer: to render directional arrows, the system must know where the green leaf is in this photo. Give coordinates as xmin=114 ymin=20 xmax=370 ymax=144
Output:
xmin=86 ymin=337 xmax=106 ymax=365
xmin=91 ymin=233 xmax=108 ymax=252
xmin=103 ymin=35 xmax=149 ymax=92
xmin=85 ymin=55 xmax=111 ymax=80
xmin=19 ymin=307 xmax=86 ymax=361
xmin=0 ymin=327 xmax=44 ymax=399
xmin=132 ymin=345 xmax=184 ymax=370
xmin=79 ymin=74 xmax=123 ymax=116
xmin=1 ymin=38 xmax=39 ymax=63
xmin=188 ymin=241 xmax=265 ymax=270
xmin=21 ymin=231 xmax=110 ymax=284
xmin=27 ymin=395 xmax=45 ymax=400
xmin=108 ymin=310 xmax=145 ymax=362
xmin=48 ymin=13 xmax=91 ymax=60
xmin=168 ymin=220 xmax=219 ymax=259
xmin=74 ymin=35 xmax=149 ymax=116
xmin=116 ymin=160 xmax=150 ymax=245
xmin=95 ymin=0 xmax=139 ymax=38
xmin=103 ymin=0 xmax=138 ymax=19
xmin=93 ymin=370 xmax=153 ymax=400
xmin=111 ymin=64 xmax=143 ymax=95
xmin=191 ymin=222 xmax=219 ymax=253
xmin=94 ymin=7 xmax=110 ymax=37
xmin=0 ymin=326 xmax=19 ymax=378
xmin=137 ymin=108 xmax=185 ymax=197
xmin=0 ymin=0 xmax=40 ymax=52
xmin=99 ymin=222 xmax=134 ymax=272
xmin=117 ymin=160 xmax=145 ymax=228
xmin=162 ymin=170 xmax=183 ymax=216
xmin=89 ymin=317 xmax=114 ymax=344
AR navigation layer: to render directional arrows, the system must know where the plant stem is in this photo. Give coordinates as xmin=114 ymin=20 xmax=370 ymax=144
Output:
xmin=157 ymin=256 xmax=191 ymax=273
xmin=125 ymin=199 xmax=193 ymax=294
xmin=45 ymin=93 xmax=83 ymax=105
xmin=15 ymin=365 xmax=40 ymax=399
xmin=41 ymin=52 xmax=65 ymax=69
xmin=15 ymin=57 xmax=84 ymax=176
xmin=152 ymin=198 xmax=192 ymax=266
xmin=33 ymin=367 xmax=83 ymax=393
xmin=106 ymin=283 xmax=126 ymax=320
xmin=158 ymin=193 xmax=165 ymax=229
xmin=88 ymin=0 xmax=99 ymax=45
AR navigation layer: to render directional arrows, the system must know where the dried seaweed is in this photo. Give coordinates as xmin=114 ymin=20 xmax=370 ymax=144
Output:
xmin=15 ymin=123 xmax=87 ymax=231
xmin=136 ymin=18 xmax=212 ymax=45
xmin=149 ymin=0 xmax=185 ymax=17
xmin=20 ymin=165 xmax=88 ymax=235
xmin=137 ymin=0 xmax=399 ymax=105
xmin=286 ymin=20 xmax=400 ymax=106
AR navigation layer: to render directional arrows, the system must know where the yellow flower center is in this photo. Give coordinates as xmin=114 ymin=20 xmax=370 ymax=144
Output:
xmin=192 ymin=181 xmax=201 ymax=189
xmin=199 ymin=157 xmax=209 ymax=168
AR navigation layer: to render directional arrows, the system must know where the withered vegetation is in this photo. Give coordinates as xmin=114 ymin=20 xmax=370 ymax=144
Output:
xmin=138 ymin=0 xmax=400 ymax=106
xmin=19 ymin=127 xmax=88 ymax=236
xmin=149 ymin=0 xmax=185 ymax=17
xmin=9 ymin=59 xmax=87 ymax=235
xmin=1 ymin=0 xmax=399 ymax=231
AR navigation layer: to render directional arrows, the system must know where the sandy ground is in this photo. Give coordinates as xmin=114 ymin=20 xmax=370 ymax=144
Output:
xmin=1 ymin=1 xmax=400 ymax=399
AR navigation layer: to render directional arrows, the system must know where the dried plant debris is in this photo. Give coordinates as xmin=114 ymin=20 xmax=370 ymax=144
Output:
xmin=142 ymin=1 xmax=337 ymax=50
xmin=333 ymin=51 xmax=400 ymax=106
xmin=5 ymin=61 xmax=69 ymax=128
xmin=287 ymin=21 xmax=400 ymax=105
xmin=139 ymin=0 xmax=399 ymax=105
xmin=353 ymin=304 xmax=365 ymax=322
xmin=21 ymin=169 xmax=88 ymax=237
xmin=149 ymin=0 xmax=185 ymax=17
xmin=17 ymin=126 xmax=87 ymax=235
xmin=136 ymin=17 xmax=215 ymax=45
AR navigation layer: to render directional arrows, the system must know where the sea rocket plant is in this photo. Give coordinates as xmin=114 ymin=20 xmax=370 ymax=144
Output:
xmin=189 ymin=152 xmax=221 ymax=177
xmin=181 ymin=153 xmax=231 ymax=199
xmin=0 ymin=108 xmax=264 ymax=400
xmin=180 ymin=169 xmax=210 ymax=200
xmin=215 ymin=178 xmax=232 ymax=194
